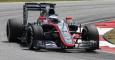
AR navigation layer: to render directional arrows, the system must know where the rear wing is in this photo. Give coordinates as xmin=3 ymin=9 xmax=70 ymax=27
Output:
xmin=23 ymin=3 xmax=56 ymax=25
xmin=24 ymin=3 xmax=56 ymax=11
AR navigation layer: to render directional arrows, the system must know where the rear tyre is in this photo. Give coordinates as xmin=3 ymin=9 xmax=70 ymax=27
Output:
xmin=27 ymin=24 xmax=44 ymax=50
xmin=81 ymin=24 xmax=99 ymax=51
xmin=6 ymin=19 xmax=23 ymax=42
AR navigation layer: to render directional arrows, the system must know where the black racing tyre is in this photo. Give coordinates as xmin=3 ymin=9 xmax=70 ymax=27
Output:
xmin=27 ymin=24 xmax=44 ymax=50
xmin=6 ymin=19 xmax=24 ymax=42
xmin=81 ymin=24 xmax=99 ymax=51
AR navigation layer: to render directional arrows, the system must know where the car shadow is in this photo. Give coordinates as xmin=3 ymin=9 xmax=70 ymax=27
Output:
xmin=46 ymin=49 xmax=99 ymax=54
xmin=22 ymin=48 xmax=99 ymax=54
xmin=2 ymin=41 xmax=10 ymax=43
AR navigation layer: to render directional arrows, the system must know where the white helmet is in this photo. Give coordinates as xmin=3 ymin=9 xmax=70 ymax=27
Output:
xmin=48 ymin=15 xmax=59 ymax=23
xmin=48 ymin=15 xmax=58 ymax=19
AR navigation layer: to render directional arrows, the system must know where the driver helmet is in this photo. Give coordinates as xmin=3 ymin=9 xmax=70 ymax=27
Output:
xmin=48 ymin=15 xmax=59 ymax=23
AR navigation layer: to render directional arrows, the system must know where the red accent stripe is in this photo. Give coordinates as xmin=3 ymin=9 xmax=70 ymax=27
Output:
xmin=96 ymin=20 xmax=115 ymax=28
xmin=100 ymin=46 xmax=115 ymax=53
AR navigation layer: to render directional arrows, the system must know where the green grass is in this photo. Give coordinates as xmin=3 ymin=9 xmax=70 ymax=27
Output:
xmin=0 ymin=0 xmax=83 ymax=2
xmin=103 ymin=28 xmax=115 ymax=44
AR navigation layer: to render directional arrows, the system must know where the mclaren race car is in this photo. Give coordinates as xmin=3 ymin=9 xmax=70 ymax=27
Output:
xmin=6 ymin=3 xmax=99 ymax=51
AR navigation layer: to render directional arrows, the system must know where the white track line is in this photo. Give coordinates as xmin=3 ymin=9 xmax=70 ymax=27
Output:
xmin=97 ymin=27 xmax=113 ymax=35
xmin=100 ymin=41 xmax=115 ymax=48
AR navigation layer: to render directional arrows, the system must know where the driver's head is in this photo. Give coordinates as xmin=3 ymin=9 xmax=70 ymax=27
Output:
xmin=48 ymin=15 xmax=59 ymax=23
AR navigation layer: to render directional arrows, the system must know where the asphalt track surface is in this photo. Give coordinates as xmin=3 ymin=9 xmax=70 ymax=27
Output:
xmin=0 ymin=1 xmax=115 ymax=60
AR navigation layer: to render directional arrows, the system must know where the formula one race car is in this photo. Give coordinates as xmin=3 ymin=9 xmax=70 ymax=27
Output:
xmin=6 ymin=3 xmax=99 ymax=51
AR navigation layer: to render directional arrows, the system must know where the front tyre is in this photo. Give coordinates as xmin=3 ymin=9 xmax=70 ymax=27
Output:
xmin=27 ymin=24 xmax=44 ymax=50
xmin=82 ymin=24 xmax=99 ymax=51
